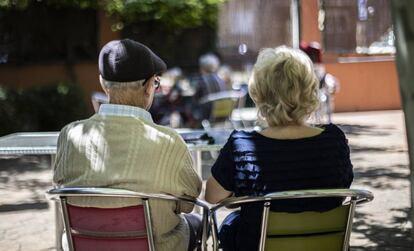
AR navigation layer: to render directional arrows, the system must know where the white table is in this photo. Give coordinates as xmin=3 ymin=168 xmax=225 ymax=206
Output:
xmin=0 ymin=132 xmax=59 ymax=155
xmin=232 ymin=107 xmax=258 ymax=128
xmin=176 ymin=128 xmax=232 ymax=176
xmin=0 ymin=129 xmax=232 ymax=176
xmin=0 ymin=129 xmax=231 ymax=250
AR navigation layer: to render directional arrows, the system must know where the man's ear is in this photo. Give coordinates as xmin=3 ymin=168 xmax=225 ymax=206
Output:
xmin=143 ymin=76 xmax=155 ymax=95
xmin=99 ymin=75 xmax=110 ymax=95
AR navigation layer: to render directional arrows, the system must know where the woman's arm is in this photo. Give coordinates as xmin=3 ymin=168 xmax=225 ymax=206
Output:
xmin=205 ymin=176 xmax=232 ymax=204
xmin=205 ymin=135 xmax=236 ymax=204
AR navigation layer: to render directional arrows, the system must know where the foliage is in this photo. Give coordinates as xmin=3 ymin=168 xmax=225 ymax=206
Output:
xmin=0 ymin=82 xmax=88 ymax=136
xmin=0 ymin=0 xmax=225 ymax=31
xmin=0 ymin=0 xmax=224 ymax=68
xmin=0 ymin=2 xmax=98 ymax=64
xmin=0 ymin=0 xmax=96 ymax=10
xmin=104 ymin=0 xmax=223 ymax=31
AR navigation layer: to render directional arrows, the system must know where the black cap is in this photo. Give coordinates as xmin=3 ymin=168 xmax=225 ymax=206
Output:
xmin=99 ymin=39 xmax=167 ymax=82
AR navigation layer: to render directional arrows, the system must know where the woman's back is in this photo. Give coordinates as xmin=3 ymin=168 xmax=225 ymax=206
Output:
xmin=210 ymin=124 xmax=353 ymax=251
xmin=214 ymin=124 xmax=352 ymax=199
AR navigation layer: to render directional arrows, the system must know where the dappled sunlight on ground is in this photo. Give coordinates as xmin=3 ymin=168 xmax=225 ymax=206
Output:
xmin=335 ymin=111 xmax=411 ymax=250
xmin=0 ymin=110 xmax=411 ymax=250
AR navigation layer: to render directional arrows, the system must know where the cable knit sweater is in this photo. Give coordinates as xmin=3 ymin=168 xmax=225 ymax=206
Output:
xmin=53 ymin=105 xmax=202 ymax=251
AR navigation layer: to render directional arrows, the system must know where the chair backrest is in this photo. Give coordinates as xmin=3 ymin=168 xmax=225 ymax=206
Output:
xmin=265 ymin=206 xmax=349 ymax=251
xmin=199 ymin=90 xmax=245 ymax=128
xmin=210 ymin=98 xmax=236 ymax=121
xmin=47 ymin=187 xmax=209 ymax=251
xmin=67 ymin=204 xmax=150 ymax=251
xmin=210 ymin=189 xmax=374 ymax=251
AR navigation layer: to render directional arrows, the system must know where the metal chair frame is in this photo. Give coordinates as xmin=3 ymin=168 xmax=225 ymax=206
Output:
xmin=47 ymin=187 xmax=210 ymax=251
xmin=209 ymin=189 xmax=374 ymax=251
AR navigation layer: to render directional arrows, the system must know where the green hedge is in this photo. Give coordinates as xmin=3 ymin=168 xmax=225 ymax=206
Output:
xmin=0 ymin=82 xmax=88 ymax=136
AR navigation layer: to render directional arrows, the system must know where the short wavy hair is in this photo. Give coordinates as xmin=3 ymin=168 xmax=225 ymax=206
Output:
xmin=199 ymin=53 xmax=220 ymax=73
xmin=248 ymin=46 xmax=319 ymax=126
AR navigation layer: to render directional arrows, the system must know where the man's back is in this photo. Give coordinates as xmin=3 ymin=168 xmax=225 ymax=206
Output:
xmin=194 ymin=73 xmax=226 ymax=99
xmin=53 ymin=109 xmax=201 ymax=250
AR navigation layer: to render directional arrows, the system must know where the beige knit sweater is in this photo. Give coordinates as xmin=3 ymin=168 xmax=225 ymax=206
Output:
xmin=53 ymin=113 xmax=202 ymax=251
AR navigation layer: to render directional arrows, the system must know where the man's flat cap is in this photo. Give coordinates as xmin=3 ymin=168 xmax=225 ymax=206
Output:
xmin=99 ymin=39 xmax=167 ymax=82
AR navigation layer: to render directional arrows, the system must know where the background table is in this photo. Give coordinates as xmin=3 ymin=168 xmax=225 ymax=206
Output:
xmin=0 ymin=132 xmax=59 ymax=155
xmin=0 ymin=129 xmax=232 ymax=180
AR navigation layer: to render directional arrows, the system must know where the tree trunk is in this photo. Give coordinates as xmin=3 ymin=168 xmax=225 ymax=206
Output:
xmin=391 ymin=0 xmax=414 ymax=243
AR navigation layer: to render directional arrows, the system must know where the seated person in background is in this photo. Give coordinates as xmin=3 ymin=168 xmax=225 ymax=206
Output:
xmin=188 ymin=53 xmax=227 ymax=127
xmin=150 ymin=67 xmax=184 ymax=126
xmin=218 ymin=65 xmax=234 ymax=90
xmin=205 ymin=46 xmax=353 ymax=251
xmin=53 ymin=39 xmax=202 ymax=251
xmin=300 ymin=41 xmax=340 ymax=123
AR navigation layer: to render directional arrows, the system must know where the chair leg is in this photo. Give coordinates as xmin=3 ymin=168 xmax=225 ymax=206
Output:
xmin=210 ymin=213 xmax=220 ymax=251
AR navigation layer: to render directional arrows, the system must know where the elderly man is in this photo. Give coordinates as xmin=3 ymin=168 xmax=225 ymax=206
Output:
xmin=194 ymin=53 xmax=226 ymax=99
xmin=53 ymin=39 xmax=202 ymax=251
xmin=188 ymin=53 xmax=226 ymax=127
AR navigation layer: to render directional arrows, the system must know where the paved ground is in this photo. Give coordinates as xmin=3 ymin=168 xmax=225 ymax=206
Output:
xmin=0 ymin=110 xmax=411 ymax=251
xmin=333 ymin=111 xmax=411 ymax=251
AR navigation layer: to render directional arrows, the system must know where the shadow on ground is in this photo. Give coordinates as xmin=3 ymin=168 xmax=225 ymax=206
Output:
xmin=0 ymin=202 xmax=49 ymax=212
xmin=0 ymin=155 xmax=52 ymax=212
xmin=353 ymin=164 xmax=409 ymax=190
xmin=351 ymin=208 xmax=412 ymax=251
xmin=338 ymin=124 xmax=393 ymax=137
xmin=0 ymin=155 xmax=51 ymax=172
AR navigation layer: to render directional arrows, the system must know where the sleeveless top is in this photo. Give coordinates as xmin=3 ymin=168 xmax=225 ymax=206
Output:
xmin=211 ymin=124 xmax=353 ymax=251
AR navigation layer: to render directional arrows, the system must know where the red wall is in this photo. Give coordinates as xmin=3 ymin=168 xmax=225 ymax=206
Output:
xmin=326 ymin=59 xmax=400 ymax=112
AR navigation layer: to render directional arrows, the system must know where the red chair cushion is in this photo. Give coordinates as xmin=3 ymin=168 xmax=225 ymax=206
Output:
xmin=67 ymin=205 xmax=149 ymax=251
xmin=72 ymin=236 xmax=149 ymax=251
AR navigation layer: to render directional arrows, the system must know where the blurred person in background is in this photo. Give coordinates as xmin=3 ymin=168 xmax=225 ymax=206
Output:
xmin=218 ymin=65 xmax=234 ymax=90
xmin=150 ymin=67 xmax=187 ymax=127
xmin=300 ymin=41 xmax=340 ymax=124
xmin=188 ymin=53 xmax=227 ymax=127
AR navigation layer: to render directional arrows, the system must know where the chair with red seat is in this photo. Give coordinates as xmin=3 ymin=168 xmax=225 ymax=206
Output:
xmin=47 ymin=187 xmax=209 ymax=251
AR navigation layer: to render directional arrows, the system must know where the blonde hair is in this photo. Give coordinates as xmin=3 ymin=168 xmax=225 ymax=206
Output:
xmin=248 ymin=46 xmax=319 ymax=126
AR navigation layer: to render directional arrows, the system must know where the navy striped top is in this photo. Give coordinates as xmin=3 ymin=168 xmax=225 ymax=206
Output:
xmin=211 ymin=124 xmax=353 ymax=251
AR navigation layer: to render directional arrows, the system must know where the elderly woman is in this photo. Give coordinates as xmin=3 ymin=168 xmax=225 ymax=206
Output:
xmin=205 ymin=46 xmax=353 ymax=251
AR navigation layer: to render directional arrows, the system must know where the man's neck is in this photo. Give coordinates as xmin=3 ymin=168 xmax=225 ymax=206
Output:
xmin=108 ymin=100 xmax=146 ymax=110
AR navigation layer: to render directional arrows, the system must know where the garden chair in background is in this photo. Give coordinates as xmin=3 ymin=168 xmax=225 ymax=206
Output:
xmin=210 ymin=189 xmax=374 ymax=251
xmin=46 ymin=187 xmax=209 ymax=251
xmin=198 ymin=90 xmax=246 ymax=161
xmin=199 ymin=90 xmax=247 ymax=130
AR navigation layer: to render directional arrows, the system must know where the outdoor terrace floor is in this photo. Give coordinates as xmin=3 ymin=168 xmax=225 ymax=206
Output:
xmin=0 ymin=110 xmax=411 ymax=251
